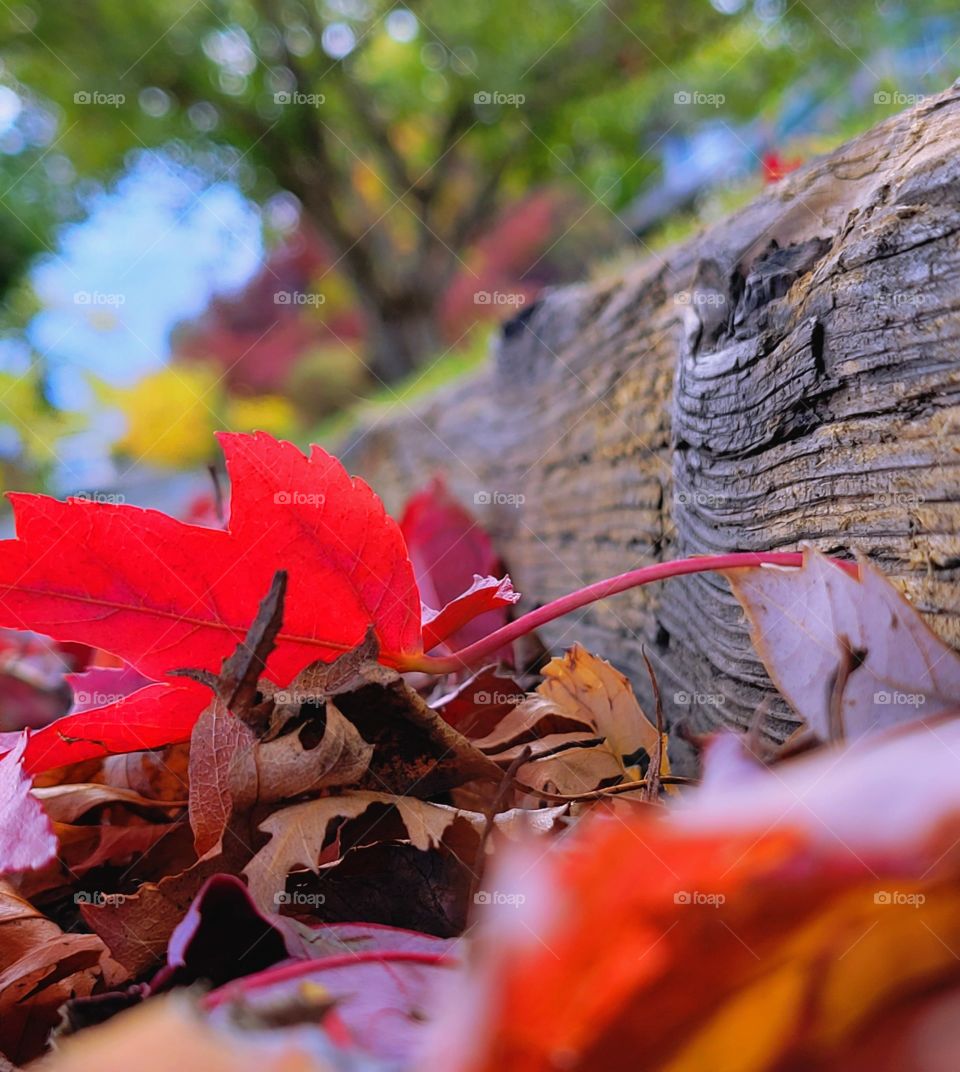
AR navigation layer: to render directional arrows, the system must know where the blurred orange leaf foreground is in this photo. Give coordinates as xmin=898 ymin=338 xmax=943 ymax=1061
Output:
xmin=428 ymin=717 xmax=960 ymax=1072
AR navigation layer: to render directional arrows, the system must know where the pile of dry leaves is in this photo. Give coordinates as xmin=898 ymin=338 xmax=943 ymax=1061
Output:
xmin=1 ymin=433 xmax=959 ymax=1072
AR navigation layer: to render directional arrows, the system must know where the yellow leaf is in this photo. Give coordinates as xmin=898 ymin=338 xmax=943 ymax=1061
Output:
xmin=111 ymin=365 xmax=221 ymax=468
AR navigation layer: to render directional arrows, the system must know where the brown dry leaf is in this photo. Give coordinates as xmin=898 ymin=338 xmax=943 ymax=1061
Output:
xmin=55 ymin=821 xmax=177 ymax=875
xmin=483 ymin=645 xmax=670 ymax=799
xmin=17 ymin=823 xmax=182 ymax=903
xmin=723 ymin=547 xmax=960 ymax=741
xmin=188 ymin=699 xmax=373 ymax=858
xmin=535 ymin=644 xmax=666 ymax=767
xmin=244 ymin=791 xmax=566 ymax=911
xmin=79 ymin=857 xmax=226 ymax=978
xmin=244 ymin=792 xmax=451 ymax=910
xmin=517 ymin=745 xmax=628 ymax=799
xmin=254 ymin=702 xmax=373 ymax=803
xmin=471 ymin=698 xmax=593 ymax=752
xmin=35 ymin=783 xmax=186 ymax=822
xmin=188 ymin=699 xmax=257 ymax=858
xmin=98 ymin=743 xmax=191 ymax=802
xmin=15 ymin=781 xmax=187 ymax=898
xmin=33 ymin=744 xmax=191 ymax=803
xmin=0 ymin=881 xmax=106 ymax=1064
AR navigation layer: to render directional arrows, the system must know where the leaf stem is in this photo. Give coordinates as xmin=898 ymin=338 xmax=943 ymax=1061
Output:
xmin=405 ymin=551 xmax=858 ymax=675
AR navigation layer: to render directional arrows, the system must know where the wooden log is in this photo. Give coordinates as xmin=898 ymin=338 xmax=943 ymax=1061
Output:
xmin=342 ymin=84 xmax=960 ymax=751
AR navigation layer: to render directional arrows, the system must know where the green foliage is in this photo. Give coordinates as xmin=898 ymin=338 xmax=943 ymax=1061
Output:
xmin=4 ymin=2 xmax=955 ymax=273
xmin=2 ymin=0 xmax=958 ymax=397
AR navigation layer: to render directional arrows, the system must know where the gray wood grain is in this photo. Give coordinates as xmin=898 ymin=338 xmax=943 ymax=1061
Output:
xmin=343 ymin=83 xmax=960 ymax=753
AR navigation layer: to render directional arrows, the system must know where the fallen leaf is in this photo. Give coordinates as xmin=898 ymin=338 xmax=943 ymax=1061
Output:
xmin=21 ymin=682 xmax=210 ymax=776
xmin=0 ymin=881 xmax=106 ymax=1064
xmin=188 ymin=699 xmax=372 ymax=857
xmin=19 ymin=823 xmax=181 ymax=902
xmin=0 ymin=434 xmax=422 ymax=684
xmin=0 ymin=737 xmax=57 ymax=877
xmin=206 ymin=943 xmax=457 ymax=1065
xmin=723 ymin=547 xmax=960 ymax=741
xmin=244 ymin=792 xmax=562 ymax=912
xmin=34 ymin=782 xmax=185 ymax=823
xmin=533 ymin=644 xmax=666 ymax=770
xmin=254 ymin=703 xmax=373 ymax=803
xmin=188 ymin=700 xmax=257 ymax=859
xmin=515 ymin=742 xmax=626 ymax=799
xmin=401 ymin=475 xmax=516 ymax=656
xmin=427 ymin=717 xmax=960 ymax=1072
xmin=35 ymin=993 xmax=340 ymax=1072
xmin=475 ymin=645 xmax=670 ymax=801
xmin=96 ymin=743 xmax=190 ymax=802
xmin=151 ymin=874 xmax=296 ymax=992
xmin=244 ymin=792 xmax=454 ymax=910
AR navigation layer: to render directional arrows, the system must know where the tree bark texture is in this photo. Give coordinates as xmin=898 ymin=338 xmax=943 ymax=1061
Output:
xmin=342 ymin=84 xmax=960 ymax=752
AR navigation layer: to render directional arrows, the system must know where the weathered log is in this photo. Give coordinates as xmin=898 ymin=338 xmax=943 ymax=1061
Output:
xmin=342 ymin=83 xmax=960 ymax=752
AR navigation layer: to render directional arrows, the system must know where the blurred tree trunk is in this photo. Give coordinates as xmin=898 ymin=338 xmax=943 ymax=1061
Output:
xmin=341 ymin=86 xmax=960 ymax=759
xmin=363 ymin=294 xmax=443 ymax=384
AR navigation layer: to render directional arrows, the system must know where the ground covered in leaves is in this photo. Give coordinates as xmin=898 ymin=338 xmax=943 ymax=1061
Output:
xmin=1 ymin=433 xmax=959 ymax=1071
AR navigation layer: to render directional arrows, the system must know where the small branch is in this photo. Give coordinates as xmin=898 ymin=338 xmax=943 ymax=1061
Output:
xmin=220 ymin=570 xmax=287 ymax=713
xmin=640 ymin=647 xmax=664 ymax=802
xmin=469 ymin=745 xmax=532 ymax=898
xmin=206 ymin=464 xmax=226 ymax=526
xmin=513 ymin=775 xmax=694 ymax=804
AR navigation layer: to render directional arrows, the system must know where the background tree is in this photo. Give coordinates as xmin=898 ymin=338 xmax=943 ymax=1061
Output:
xmin=2 ymin=0 xmax=957 ymax=380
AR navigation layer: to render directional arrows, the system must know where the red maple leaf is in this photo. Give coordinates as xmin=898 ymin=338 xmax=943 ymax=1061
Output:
xmin=0 ymin=433 xmax=515 ymax=773
xmin=401 ymin=476 xmax=519 ymax=655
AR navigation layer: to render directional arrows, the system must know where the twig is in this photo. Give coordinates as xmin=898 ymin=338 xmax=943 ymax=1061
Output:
xmin=469 ymin=745 xmax=533 ymax=900
xmin=640 ymin=646 xmax=665 ymax=802
xmin=207 ymin=463 xmax=226 ymax=526
xmin=512 ymin=775 xmax=693 ymax=804
xmin=169 ymin=571 xmax=287 ymax=729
